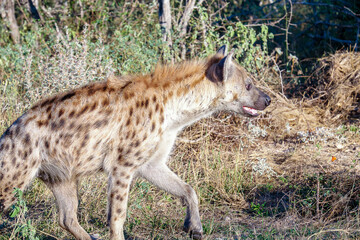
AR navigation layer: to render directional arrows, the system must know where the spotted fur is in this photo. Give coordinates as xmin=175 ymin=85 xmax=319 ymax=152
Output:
xmin=0 ymin=46 xmax=270 ymax=240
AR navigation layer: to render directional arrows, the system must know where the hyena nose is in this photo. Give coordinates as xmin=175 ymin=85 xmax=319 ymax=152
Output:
xmin=265 ymin=96 xmax=271 ymax=107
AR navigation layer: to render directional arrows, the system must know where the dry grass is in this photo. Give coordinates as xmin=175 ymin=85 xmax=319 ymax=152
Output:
xmin=0 ymin=48 xmax=359 ymax=239
xmin=306 ymin=50 xmax=360 ymax=123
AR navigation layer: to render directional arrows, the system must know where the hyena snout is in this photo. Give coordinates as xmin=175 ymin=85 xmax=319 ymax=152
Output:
xmin=264 ymin=93 xmax=271 ymax=107
xmin=256 ymin=88 xmax=271 ymax=110
xmin=242 ymin=88 xmax=271 ymax=117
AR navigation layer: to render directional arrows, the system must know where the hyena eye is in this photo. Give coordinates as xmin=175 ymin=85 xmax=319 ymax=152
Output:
xmin=246 ymin=83 xmax=252 ymax=91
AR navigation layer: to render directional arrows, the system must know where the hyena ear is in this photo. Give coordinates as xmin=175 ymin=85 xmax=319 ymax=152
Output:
xmin=215 ymin=50 xmax=234 ymax=82
xmin=216 ymin=45 xmax=228 ymax=56
xmin=206 ymin=49 xmax=234 ymax=83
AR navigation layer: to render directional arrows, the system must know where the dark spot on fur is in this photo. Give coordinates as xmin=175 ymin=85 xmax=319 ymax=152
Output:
xmin=134 ymin=140 xmax=140 ymax=148
xmin=60 ymin=92 xmax=76 ymax=102
xmin=50 ymin=122 xmax=57 ymax=131
xmin=23 ymin=151 xmax=28 ymax=160
xmin=40 ymin=97 xmax=57 ymax=107
xmin=90 ymin=102 xmax=98 ymax=112
xmin=117 ymin=155 xmax=124 ymax=163
xmin=155 ymin=103 xmax=160 ymax=112
xmin=129 ymin=107 xmax=133 ymax=117
xmin=80 ymin=134 xmax=89 ymax=148
xmin=142 ymin=134 xmax=147 ymax=141
xmin=152 ymin=95 xmax=157 ymax=102
xmin=102 ymin=98 xmax=110 ymax=107
xmin=87 ymin=88 xmax=96 ymax=96
xmin=144 ymin=99 xmax=149 ymax=108
xmin=46 ymin=106 xmax=52 ymax=113
xmin=148 ymin=110 xmax=153 ymax=119
xmin=23 ymin=133 xmax=31 ymax=146
xmin=45 ymin=141 xmax=50 ymax=149
xmin=94 ymin=119 xmax=109 ymax=128
xmin=135 ymin=151 xmax=141 ymax=157
xmin=4 ymin=144 xmax=9 ymax=151
xmin=58 ymin=109 xmax=64 ymax=117
xmin=69 ymin=110 xmax=76 ymax=118
xmin=78 ymin=106 xmax=89 ymax=117
xmin=37 ymin=120 xmax=49 ymax=127
xmin=151 ymin=122 xmax=156 ymax=132
xmin=58 ymin=119 xmax=65 ymax=128
xmin=116 ymin=209 xmax=122 ymax=214
xmin=69 ymin=122 xmax=75 ymax=130
xmin=125 ymin=148 xmax=132 ymax=155
xmin=12 ymin=172 xmax=20 ymax=181
xmin=136 ymin=101 xmax=140 ymax=108
xmin=124 ymin=161 xmax=133 ymax=167
xmin=15 ymin=125 xmax=21 ymax=136
xmin=24 ymin=116 xmax=36 ymax=125
xmin=126 ymin=119 xmax=131 ymax=126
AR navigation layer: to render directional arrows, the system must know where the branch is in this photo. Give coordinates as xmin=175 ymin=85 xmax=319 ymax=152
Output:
xmin=293 ymin=1 xmax=360 ymax=18
xmin=307 ymin=33 xmax=355 ymax=44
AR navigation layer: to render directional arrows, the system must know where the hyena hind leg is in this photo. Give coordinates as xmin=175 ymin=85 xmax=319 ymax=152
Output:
xmin=138 ymin=163 xmax=203 ymax=240
xmin=0 ymin=162 xmax=40 ymax=212
xmin=44 ymin=179 xmax=98 ymax=240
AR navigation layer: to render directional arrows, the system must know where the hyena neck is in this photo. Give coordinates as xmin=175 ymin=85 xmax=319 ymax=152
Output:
xmin=163 ymin=76 xmax=219 ymax=131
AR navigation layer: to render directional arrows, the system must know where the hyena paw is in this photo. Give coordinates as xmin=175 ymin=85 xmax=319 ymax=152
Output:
xmin=183 ymin=224 xmax=203 ymax=240
xmin=189 ymin=229 xmax=203 ymax=240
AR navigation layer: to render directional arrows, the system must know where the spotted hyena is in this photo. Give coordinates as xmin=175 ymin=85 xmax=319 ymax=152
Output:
xmin=0 ymin=46 xmax=270 ymax=240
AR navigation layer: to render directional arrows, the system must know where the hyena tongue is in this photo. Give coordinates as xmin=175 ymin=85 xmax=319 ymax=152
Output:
xmin=243 ymin=106 xmax=258 ymax=116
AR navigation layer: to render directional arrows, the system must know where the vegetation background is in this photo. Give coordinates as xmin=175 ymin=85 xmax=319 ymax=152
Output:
xmin=0 ymin=0 xmax=359 ymax=239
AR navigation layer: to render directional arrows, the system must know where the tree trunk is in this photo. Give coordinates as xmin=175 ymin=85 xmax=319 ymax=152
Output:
xmin=158 ymin=0 xmax=172 ymax=46
xmin=178 ymin=0 xmax=204 ymax=59
xmin=1 ymin=0 xmax=20 ymax=44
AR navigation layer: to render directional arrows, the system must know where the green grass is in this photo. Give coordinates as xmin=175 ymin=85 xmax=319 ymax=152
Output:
xmin=1 ymin=2 xmax=359 ymax=239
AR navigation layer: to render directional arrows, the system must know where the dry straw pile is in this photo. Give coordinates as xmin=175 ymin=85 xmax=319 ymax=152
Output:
xmin=312 ymin=51 xmax=360 ymax=123
xmin=261 ymin=50 xmax=360 ymax=136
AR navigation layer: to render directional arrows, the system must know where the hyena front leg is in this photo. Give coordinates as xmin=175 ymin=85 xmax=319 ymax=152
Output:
xmin=138 ymin=163 xmax=203 ymax=240
xmin=107 ymin=170 xmax=134 ymax=240
xmin=45 ymin=179 xmax=96 ymax=240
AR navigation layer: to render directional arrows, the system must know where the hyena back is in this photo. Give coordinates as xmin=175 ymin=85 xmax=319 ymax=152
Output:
xmin=0 ymin=46 xmax=270 ymax=240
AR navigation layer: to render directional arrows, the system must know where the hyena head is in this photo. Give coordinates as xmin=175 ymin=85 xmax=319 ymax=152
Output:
xmin=207 ymin=45 xmax=271 ymax=116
